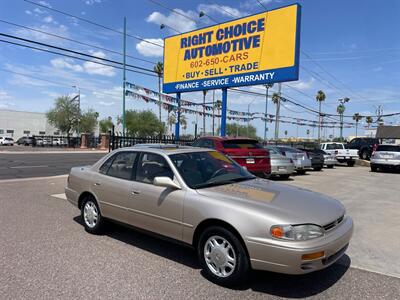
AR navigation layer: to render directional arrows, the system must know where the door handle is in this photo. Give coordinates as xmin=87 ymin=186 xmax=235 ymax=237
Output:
xmin=131 ymin=190 xmax=141 ymax=195
xmin=94 ymin=182 xmax=101 ymax=186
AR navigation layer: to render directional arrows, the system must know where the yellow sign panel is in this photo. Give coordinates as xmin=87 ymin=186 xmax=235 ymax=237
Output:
xmin=163 ymin=4 xmax=301 ymax=93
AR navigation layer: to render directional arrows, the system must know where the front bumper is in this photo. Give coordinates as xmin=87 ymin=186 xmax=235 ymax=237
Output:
xmin=65 ymin=187 xmax=79 ymax=207
xmin=246 ymin=216 xmax=353 ymax=274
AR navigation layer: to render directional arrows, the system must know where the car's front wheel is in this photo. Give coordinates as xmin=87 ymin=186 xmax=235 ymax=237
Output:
xmin=198 ymin=226 xmax=249 ymax=287
xmin=81 ymin=196 xmax=105 ymax=234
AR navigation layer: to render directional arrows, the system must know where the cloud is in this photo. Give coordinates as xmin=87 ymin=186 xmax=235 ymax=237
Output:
xmin=33 ymin=7 xmax=46 ymax=14
xmin=146 ymin=9 xmax=197 ymax=33
xmin=285 ymin=78 xmax=315 ymax=91
xmin=25 ymin=10 xmax=32 ymax=15
xmin=0 ymin=91 xmax=15 ymax=109
xmin=373 ymin=66 xmax=383 ymax=72
xmin=136 ymin=38 xmax=164 ymax=57
xmin=38 ymin=1 xmax=52 ymax=7
xmin=50 ymin=51 xmax=116 ymax=77
xmin=51 ymin=58 xmax=84 ymax=72
xmin=12 ymin=24 xmax=69 ymax=42
xmin=84 ymin=0 xmax=102 ymax=5
xmin=197 ymin=4 xmax=244 ymax=18
xmin=0 ymin=90 xmax=12 ymax=100
xmin=42 ymin=15 xmax=54 ymax=23
xmin=98 ymin=101 xmax=115 ymax=106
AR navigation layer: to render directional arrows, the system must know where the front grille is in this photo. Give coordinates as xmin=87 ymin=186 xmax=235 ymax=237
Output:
xmin=323 ymin=215 xmax=344 ymax=231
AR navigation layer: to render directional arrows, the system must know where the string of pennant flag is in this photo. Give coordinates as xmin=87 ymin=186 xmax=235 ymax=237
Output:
xmin=125 ymin=82 xmax=353 ymax=129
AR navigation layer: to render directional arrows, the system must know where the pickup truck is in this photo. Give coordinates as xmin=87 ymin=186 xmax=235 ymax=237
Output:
xmin=320 ymin=142 xmax=359 ymax=166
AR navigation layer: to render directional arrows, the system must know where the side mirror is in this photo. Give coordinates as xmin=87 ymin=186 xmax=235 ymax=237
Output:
xmin=153 ymin=176 xmax=181 ymax=190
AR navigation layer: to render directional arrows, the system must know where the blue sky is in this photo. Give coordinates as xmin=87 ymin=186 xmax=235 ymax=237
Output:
xmin=0 ymin=0 xmax=399 ymax=138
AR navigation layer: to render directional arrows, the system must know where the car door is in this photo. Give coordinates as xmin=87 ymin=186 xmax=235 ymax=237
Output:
xmin=91 ymin=151 xmax=139 ymax=224
xmin=126 ymin=152 xmax=185 ymax=241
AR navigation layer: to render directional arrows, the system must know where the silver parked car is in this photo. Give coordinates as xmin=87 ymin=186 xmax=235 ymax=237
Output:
xmin=370 ymin=144 xmax=400 ymax=172
xmin=316 ymin=149 xmax=337 ymax=168
xmin=265 ymin=147 xmax=295 ymax=179
xmin=66 ymin=146 xmax=353 ymax=286
xmin=267 ymin=146 xmax=312 ymax=175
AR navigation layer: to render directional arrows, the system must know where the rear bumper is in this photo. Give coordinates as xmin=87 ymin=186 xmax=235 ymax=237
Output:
xmin=246 ymin=216 xmax=353 ymax=274
xmin=271 ymin=164 xmax=295 ymax=175
xmin=370 ymin=158 xmax=400 ymax=167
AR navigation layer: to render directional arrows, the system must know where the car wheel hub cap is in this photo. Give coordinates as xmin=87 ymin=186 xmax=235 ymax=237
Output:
xmin=204 ymin=236 xmax=236 ymax=278
xmin=83 ymin=201 xmax=98 ymax=228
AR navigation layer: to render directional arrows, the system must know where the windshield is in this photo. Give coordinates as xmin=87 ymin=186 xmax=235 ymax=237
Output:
xmin=326 ymin=143 xmax=344 ymax=150
xmin=169 ymin=151 xmax=255 ymax=189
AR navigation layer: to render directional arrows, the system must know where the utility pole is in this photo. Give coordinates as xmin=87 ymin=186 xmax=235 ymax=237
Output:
xmin=212 ymin=90 xmax=215 ymax=136
xmin=337 ymin=97 xmax=350 ymax=141
xmin=264 ymin=84 xmax=273 ymax=142
xmin=202 ymin=90 xmax=207 ymax=135
xmin=122 ymin=17 xmax=127 ymax=136
xmin=274 ymin=83 xmax=282 ymax=140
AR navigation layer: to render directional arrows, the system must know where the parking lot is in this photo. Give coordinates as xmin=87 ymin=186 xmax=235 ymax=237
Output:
xmin=0 ymin=159 xmax=399 ymax=299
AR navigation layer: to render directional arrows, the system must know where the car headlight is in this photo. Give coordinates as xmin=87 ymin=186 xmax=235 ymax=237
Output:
xmin=270 ymin=224 xmax=324 ymax=241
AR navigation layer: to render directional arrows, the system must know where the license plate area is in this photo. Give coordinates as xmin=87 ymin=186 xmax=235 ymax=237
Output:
xmin=246 ymin=158 xmax=255 ymax=164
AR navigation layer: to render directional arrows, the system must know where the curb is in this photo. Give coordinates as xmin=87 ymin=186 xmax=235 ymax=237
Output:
xmin=355 ymin=159 xmax=370 ymax=167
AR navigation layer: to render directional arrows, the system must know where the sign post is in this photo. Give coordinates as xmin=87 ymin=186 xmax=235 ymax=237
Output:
xmin=175 ymin=92 xmax=181 ymax=139
xmin=163 ymin=4 xmax=301 ymax=137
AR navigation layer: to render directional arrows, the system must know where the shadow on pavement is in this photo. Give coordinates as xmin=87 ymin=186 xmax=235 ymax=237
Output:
xmin=74 ymin=215 xmax=351 ymax=297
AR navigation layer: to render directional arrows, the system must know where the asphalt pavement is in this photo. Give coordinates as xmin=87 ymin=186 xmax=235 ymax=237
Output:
xmin=0 ymin=152 xmax=106 ymax=179
xmin=0 ymin=173 xmax=399 ymax=299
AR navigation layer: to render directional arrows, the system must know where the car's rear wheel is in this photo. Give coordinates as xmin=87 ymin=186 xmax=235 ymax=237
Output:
xmin=371 ymin=164 xmax=378 ymax=172
xmin=327 ymin=164 xmax=334 ymax=169
xmin=81 ymin=196 xmax=105 ymax=234
xmin=361 ymin=150 xmax=369 ymax=160
xmin=197 ymin=226 xmax=249 ymax=287
xmin=296 ymin=169 xmax=306 ymax=175
xmin=313 ymin=167 xmax=322 ymax=171
xmin=280 ymin=174 xmax=290 ymax=180
xmin=347 ymin=161 xmax=356 ymax=167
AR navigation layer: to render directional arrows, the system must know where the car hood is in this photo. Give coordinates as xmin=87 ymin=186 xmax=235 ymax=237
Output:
xmin=196 ymin=178 xmax=345 ymax=226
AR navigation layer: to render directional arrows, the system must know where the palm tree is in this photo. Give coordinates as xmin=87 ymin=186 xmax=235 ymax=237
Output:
xmin=284 ymin=130 xmax=288 ymax=138
xmin=167 ymin=114 xmax=176 ymax=134
xmin=366 ymin=116 xmax=373 ymax=128
xmin=352 ymin=113 xmax=362 ymax=137
xmin=154 ymin=62 xmax=163 ymax=123
xmin=181 ymin=114 xmax=187 ymax=134
xmin=264 ymin=83 xmax=274 ymax=141
xmin=272 ymin=92 xmax=280 ymax=140
xmin=315 ymin=90 xmax=326 ymax=142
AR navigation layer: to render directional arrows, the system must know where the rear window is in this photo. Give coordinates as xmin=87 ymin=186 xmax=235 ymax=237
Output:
xmin=278 ymin=147 xmax=303 ymax=153
xmin=325 ymin=144 xmax=344 ymax=150
xmin=222 ymin=140 xmax=262 ymax=149
xmin=377 ymin=145 xmax=400 ymax=152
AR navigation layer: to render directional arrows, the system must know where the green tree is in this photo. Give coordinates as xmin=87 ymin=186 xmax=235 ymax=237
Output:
xmin=99 ymin=116 xmax=114 ymax=133
xmin=167 ymin=113 xmax=176 ymax=134
xmin=218 ymin=123 xmax=258 ymax=139
xmin=154 ymin=62 xmax=163 ymax=123
xmin=78 ymin=109 xmax=99 ymax=134
xmin=352 ymin=113 xmax=362 ymax=137
xmin=119 ymin=110 xmax=164 ymax=136
xmin=315 ymin=90 xmax=326 ymax=142
xmin=284 ymin=130 xmax=288 ymax=137
xmin=46 ymin=96 xmax=80 ymax=137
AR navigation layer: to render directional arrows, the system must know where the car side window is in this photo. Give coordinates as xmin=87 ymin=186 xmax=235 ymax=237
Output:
xmin=203 ymin=139 xmax=214 ymax=148
xmin=99 ymin=156 xmax=115 ymax=174
xmin=106 ymin=152 xmax=138 ymax=180
xmin=136 ymin=153 xmax=174 ymax=184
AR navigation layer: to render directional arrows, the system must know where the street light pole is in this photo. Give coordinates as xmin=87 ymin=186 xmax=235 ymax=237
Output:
xmin=122 ymin=17 xmax=127 ymax=136
xmin=247 ymin=97 xmax=257 ymax=137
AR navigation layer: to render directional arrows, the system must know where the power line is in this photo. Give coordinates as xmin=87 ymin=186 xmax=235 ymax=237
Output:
xmin=23 ymin=0 xmax=164 ymax=48
xmin=0 ymin=33 xmax=157 ymax=74
xmin=256 ymin=0 xmax=268 ymax=10
xmin=0 ymin=19 xmax=157 ymax=65
xmin=0 ymin=38 xmax=158 ymax=78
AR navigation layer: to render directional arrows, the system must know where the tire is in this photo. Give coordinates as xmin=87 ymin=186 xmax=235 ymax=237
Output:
xmin=347 ymin=161 xmax=356 ymax=167
xmin=313 ymin=167 xmax=322 ymax=171
xmin=327 ymin=165 xmax=334 ymax=169
xmin=296 ymin=169 xmax=306 ymax=175
xmin=371 ymin=164 xmax=378 ymax=172
xmin=280 ymin=174 xmax=290 ymax=180
xmin=81 ymin=196 xmax=105 ymax=234
xmin=360 ymin=150 xmax=369 ymax=160
xmin=197 ymin=226 xmax=249 ymax=287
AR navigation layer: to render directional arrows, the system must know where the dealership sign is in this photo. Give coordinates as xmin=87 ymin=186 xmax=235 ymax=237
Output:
xmin=163 ymin=4 xmax=301 ymax=93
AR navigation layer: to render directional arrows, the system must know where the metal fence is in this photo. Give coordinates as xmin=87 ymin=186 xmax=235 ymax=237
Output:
xmin=109 ymin=132 xmax=194 ymax=151
xmin=264 ymin=141 xmax=319 ymax=150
